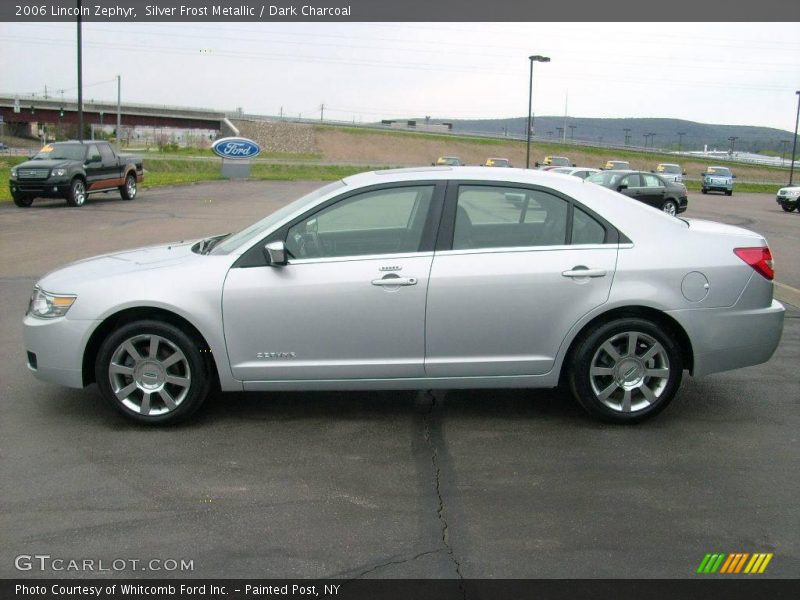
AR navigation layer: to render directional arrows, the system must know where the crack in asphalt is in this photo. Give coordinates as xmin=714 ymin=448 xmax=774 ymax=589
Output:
xmin=348 ymin=548 xmax=444 ymax=579
xmin=420 ymin=390 xmax=466 ymax=589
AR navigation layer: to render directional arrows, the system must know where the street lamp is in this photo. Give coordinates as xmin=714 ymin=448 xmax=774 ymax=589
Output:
xmin=526 ymin=54 xmax=550 ymax=169
xmin=790 ymin=90 xmax=800 ymax=186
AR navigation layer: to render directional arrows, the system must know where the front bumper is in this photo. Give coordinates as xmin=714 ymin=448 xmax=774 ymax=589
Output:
xmin=10 ymin=177 xmax=71 ymax=198
xmin=776 ymin=195 xmax=799 ymax=209
xmin=703 ymin=179 xmax=733 ymax=192
xmin=23 ymin=313 xmax=99 ymax=388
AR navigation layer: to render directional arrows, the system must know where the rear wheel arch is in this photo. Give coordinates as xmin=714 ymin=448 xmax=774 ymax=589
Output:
xmin=558 ymin=305 xmax=694 ymax=385
xmin=82 ymin=307 xmax=218 ymax=388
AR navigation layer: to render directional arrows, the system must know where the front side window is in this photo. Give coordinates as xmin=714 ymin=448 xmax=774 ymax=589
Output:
xmin=285 ymin=186 xmax=434 ymax=259
xmin=98 ymin=144 xmax=115 ymax=163
xmin=642 ymin=174 xmax=665 ymax=188
xmin=86 ymin=145 xmax=101 ymax=163
xmin=453 ymin=186 xmax=569 ymax=249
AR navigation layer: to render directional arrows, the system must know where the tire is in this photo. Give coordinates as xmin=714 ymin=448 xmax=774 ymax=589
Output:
xmin=701 ymin=188 xmax=707 ymax=194
xmin=95 ymin=320 xmax=211 ymax=425
xmin=567 ymin=318 xmax=683 ymax=424
xmin=119 ymin=172 xmax=137 ymax=200
xmin=725 ymin=190 xmax=733 ymax=196
xmin=12 ymin=191 xmax=33 ymax=207
xmin=662 ymin=200 xmax=678 ymax=216
xmin=780 ymin=203 xmax=796 ymax=212
xmin=66 ymin=178 xmax=87 ymax=207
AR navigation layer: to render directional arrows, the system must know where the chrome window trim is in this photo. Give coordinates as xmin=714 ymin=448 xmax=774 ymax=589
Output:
xmin=286 ymin=251 xmax=435 ymax=266
xmin=434 ymin=244 xmax=621 ymax=257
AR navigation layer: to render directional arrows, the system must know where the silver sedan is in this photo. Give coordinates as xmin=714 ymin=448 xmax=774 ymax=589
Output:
xmin=23 ymin=167 xmax=785 ymax=424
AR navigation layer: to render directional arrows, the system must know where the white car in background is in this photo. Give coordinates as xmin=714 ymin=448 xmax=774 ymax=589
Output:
xmin=655 ymin=163 xmax=686 ymax=183
xmin=550 ymin=167 xmax=601 ymax=180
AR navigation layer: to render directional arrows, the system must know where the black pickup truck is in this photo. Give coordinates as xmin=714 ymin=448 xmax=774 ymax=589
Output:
xmin=9 ymin=141 xmax=144 ymax=207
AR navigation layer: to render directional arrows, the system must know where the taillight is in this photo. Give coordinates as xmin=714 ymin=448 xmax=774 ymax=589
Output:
xmin=734 ymin=247 xmax=774 ymax=281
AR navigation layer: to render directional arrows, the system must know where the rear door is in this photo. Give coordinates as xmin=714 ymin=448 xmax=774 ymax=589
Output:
xmin=424 ymin=182 xmax=618 ymax=377
xmin=640 ymin=173 xmax=667 ymax=208
xmin=84 ymin=144 xmax=104 ymax=189
xmin=96 ymin=144 xmax=120 ymax=189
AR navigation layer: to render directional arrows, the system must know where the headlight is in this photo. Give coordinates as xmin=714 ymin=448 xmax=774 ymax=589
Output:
xmin=782 ymin=189 xmax=800 ymax=197
xmin=51 ymin=168 xmax=67 ymax=177
xmin=27 ymin=287 xmax=76 ymax=319
xmin=10 ymin=168 xmax=17 ymax=179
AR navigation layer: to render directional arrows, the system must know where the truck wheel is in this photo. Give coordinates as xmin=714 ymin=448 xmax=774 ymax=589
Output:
xmin=119 ymin=173 xmax=137 ymax=200
xmin=66 ymin=178 xmax=87 ymax=207
xmin=12 ymin=191 xmax=34 ymax=207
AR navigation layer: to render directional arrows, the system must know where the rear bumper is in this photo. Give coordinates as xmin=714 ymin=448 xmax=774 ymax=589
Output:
xmin=668 ymin=299 xmax=785 ymax=377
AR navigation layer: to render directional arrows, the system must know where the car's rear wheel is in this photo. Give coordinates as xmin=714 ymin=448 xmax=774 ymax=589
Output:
xmin=95 ymin=320 xmax=210 ymax=424
xmin=119 ymin=173 xmax=137 ymax=200
xmin=726 ymin=190 xmax=733 ymax=196
xmin=66 ymin=178 xmax=86 ymax=207
xmin=662 ymin=200 xmax=678 ymax=216
xmin=568 ymin=318 xmax=683 ymax=423
xmin=701 ymin=187 xmax=707 ymax=194
xmin=12 ymin=191 xmax=33 ymax=207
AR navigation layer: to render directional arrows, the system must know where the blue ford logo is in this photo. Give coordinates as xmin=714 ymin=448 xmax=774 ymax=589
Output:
xmin=211 ymin=137 xmax=261 ymax=159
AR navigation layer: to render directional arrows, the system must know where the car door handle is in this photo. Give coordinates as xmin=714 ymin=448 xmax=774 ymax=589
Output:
xmin=371 ymin=276 xmax=418 ymax=286
xmin=562 ymin=268 xmax=607 ymax=278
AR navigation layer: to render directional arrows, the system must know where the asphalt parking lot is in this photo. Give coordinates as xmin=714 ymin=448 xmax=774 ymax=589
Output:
xmin=0 ymin=181 xmax=798 ymax=579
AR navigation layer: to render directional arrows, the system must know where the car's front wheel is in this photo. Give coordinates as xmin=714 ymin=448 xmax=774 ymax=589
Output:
xmin=662 ymin=200 xmax=678 ymax=216
xmin=780 ymin=203 xmax=796 ymax=212
xmin=568 ymin=318 xmax=683 ymax=423
xmin=726 ymin=190 xmax=733 ymax=196
xmin=66 ymin=178 xmax=86 ymax=207
xmin=95 ymin=320 xmax=211 ymax=424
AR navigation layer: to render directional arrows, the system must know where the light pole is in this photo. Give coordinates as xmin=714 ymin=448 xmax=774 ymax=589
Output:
xmin=790 ymin=91 xmax=800 ymax=186
xmin=568 ymin=124 xmax=576 ymax=141
xmin=623 ymin=128 xmax=631 ymax=145
xmin=728 ymin=136 xmax=738 ymax=156
xmin=526 ymin=54 xmax=550 ymax=169
xmin=780 ymin=140 xmax=789 ymax=166
xmin=677 ymin=131 xmax=686 ymax=152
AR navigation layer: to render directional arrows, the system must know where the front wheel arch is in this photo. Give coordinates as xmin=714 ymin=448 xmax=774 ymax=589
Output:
xmin=558 ymin=305 xmax=694 ymax=387
xmin=82 ymin=307 xmax=218 ymax=389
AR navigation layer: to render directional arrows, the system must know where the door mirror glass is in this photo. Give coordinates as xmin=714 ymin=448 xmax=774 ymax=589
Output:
xmin=264 ymin=241 xmax=287 ymax=266
xmin=617 ymin=184 xmax=628 ymax=191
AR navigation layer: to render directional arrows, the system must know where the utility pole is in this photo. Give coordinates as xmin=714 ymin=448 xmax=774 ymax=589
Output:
xmin=623 ymin=128 xmax=631 ymax=146
xmin=648 ymin=132 xmax=656 ymax=150
xmin=556 ymin=126 xmax=564 ymax=142
xmin=677 ymin=131 xmax=686 ymax=152
xmin=568 ymin=124 xmax=576 ymax=141
xmin=279 ymin=106 xmax=283 ymax=119
xmin=789 ymin=90 xmax=800 ymax=186
xmin=780 ymin=140 xmax=789 ymax=166
xmin=643 ymin=133 xmax=649 ymax=149
xmin=320 ymin=104 xmax=325 ymax=121
xmin=77 ymin=0 xmax=83 ymax=142
xmin=116 ymin=74 xmax=121 ymax=151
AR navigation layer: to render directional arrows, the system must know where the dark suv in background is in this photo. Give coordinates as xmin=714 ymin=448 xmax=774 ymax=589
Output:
xmin=587 ymin=170 xmax=688 ymax=216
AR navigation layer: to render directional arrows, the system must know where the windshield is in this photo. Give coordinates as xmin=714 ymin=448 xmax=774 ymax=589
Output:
xmin=210 ymin=180 xmax=347 ymax=255
xmin=438 ymin=157 xmax=460 ymax=165
xmin=707 ymin=167 xmax=731 ymax=176
xmin=658 ymin=164 xmax=681 ymax=174
xmin=32 ymin=143 xmax=86 ymax=161
xmin=587 ymin=172 xmax=625 ymax=187
xmin=551 ymin=167 xmax=572 ymax=174
xmin=549 ymin=157 xmax=570 ymax=166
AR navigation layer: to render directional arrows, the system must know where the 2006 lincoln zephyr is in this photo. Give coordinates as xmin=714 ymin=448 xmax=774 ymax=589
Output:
xmin=23 ymin=167 xmax=784 ymax=424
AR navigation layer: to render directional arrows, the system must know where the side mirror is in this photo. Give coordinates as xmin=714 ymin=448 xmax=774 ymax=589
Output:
xmin=264 ymin=241 xmax=287 ymax=266
xmin=431 ymin=162 xmax=435 ymax=166
xmin=617 ymin=184 xmax=628 ymax=192
xmin=650 ymin=169 xmax=655 ymax=173
xmin=534 ymin=161 xmax=540 ymax=167
xmin=86 ymin=155 xmax=100 ymax=164
xmin=572 ymin=163 xmax=576 ymax=167
xmin=732 ymin=174 xmax=736 ymax=179
xmin=682 ymin=171 xmax=687 ymax=176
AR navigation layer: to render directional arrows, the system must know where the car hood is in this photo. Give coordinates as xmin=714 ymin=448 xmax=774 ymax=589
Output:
xmin=15 ymin=159 xmax=73 ymax=170
xmin=38 ymin=241 xmax=200 ymax=292
xmin=683 ymin=218 xmax=762 ymax=240
xmin=777 ymin=186 xmax=800 ymax=194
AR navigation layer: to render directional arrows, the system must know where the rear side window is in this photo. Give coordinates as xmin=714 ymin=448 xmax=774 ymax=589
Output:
xmin=454 ymin=186 xmax=569 ymax=249
xmin=98 ymin=144 xmax=115 ymax=163
xmin=572 ymin=207 xmax=606 ymax=244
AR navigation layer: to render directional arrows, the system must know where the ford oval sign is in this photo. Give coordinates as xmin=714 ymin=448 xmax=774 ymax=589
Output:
xmin=211 ymin=137 xmax=261 ymax=159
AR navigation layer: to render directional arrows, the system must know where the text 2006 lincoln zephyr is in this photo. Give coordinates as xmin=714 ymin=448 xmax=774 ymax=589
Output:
xmin=23 ymin=167 xmax=784 ymax=424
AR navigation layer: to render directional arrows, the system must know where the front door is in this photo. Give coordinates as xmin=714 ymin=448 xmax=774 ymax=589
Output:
xmin=425 ymin=183 xmax=617 ymax=377
xmin=222 ymin=184 xmax=441 ymax=382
